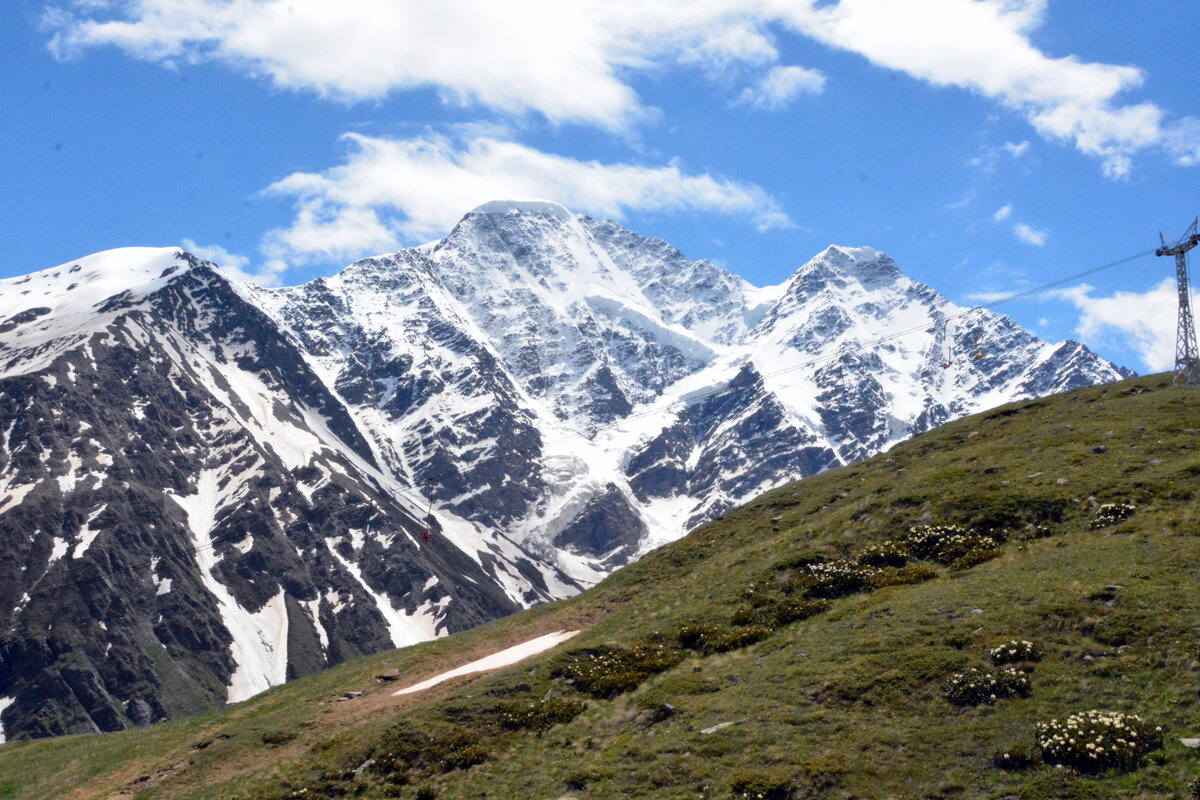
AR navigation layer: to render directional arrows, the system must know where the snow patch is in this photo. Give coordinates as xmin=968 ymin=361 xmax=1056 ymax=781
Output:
xmin=326 ymin=538 xmax=442 ymax=648
xmin=72 ymin=504 xmax=107 ymax=558
xmin=394 ymin=630 xmax=580 ymax=695
xmin=170 ymin=469 xmax=290 ymax=703
xmin=0 ymin=696 xmax=14 ymax=744
xmin=304 ymin=598 xmax=329 ymax=651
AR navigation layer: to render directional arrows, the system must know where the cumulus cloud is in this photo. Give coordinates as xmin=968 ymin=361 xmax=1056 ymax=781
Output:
xmin=1052 ymin=279 xmax=1177 ymax=371
xmin=736 ymin=65 xmax=825 ymax=110
xmin=1012 ymin=222 xmax=1046 ymax=246
xmin=259 ymin=132 xmax=792 ymax=265
xmin=43 ymin=0 xmax=1200 ymax=173
xmin=181 ymin=238 xmax=284 ymax=286
xmin=993 ymin=204 xmax=1012 ymax=222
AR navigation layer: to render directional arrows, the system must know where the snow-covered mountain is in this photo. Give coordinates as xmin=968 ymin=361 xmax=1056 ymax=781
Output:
xmin=0 ymin=201 xmax=1129 ymax=740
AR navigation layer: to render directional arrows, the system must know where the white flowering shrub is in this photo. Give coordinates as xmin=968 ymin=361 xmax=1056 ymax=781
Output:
xmin=555 ymin=641 xmax=683 ymax=698
xmin=1035 ymin=710 xmax=1163 ymax=773
xmin=932 ymin=533 xmax=1000 ymax=565
xmin=496 ymin=698 xmax=587 ymax=731
xmin=856 ymin=541 xmax=909 ymax=567
xmin=1089 ymin=502 xmax=1136 ymax=530
xmin=803 ymin=559 xmax=877 ymax=598
xmin=904 ymin=524 xmax=967 ymax=559
xmin=942 ymin=667 xmax=1031 ymax=706
xmin=989 ymin=639 xmax=1043 ymax=665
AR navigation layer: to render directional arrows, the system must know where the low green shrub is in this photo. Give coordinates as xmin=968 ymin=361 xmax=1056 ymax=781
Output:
xmin=950 ymin=546 xmax=1003 ymax=571
xmin=856 ymin=540 xmax=909 ymax=567
xmin=1034 ymin=710 xmax=1163 ymax=773
xmin=933 ymin=534 xmax=1000 ymax=565
xmin=677 ymin=624 xmax=773 ymax=654
xmin=439 ymin=743 xmax=489 ymax=772
xmin=260 ymin=729 xmax=297 ymax=745
xmin=740 ymin=583 xmax=779 ymax=608
xmin=1020 ymin=524 xmax=1055 ymax=540
xmin=941 ymin=667 xmax=1031 ymax=706
xmin=555 ymin=641 xmax=684 ymax=698
xmin=992 ymin=744 xmax=1039 ymax=771
xmin=368 ymin=725 xmax=489 ymax=779
xmin=868 ymin=564 xmax=938 ymax=588
xmin=989 ymin=639 xmax=1043 ymax=665
xmin=728 ymin=768 xmax=795 ymax=800
xmin=496 ymin=698 xmax=587 ymax=731
xmin=1089 ymin=502 xmax=1136 ymax=529
xmin=731 ymin=598 xmax=828 ymax=628
xmin=769 ymin=598 xmax=829 ymax=626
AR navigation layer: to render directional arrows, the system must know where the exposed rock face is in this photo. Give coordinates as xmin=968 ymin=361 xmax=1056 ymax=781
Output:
xmin=0 ymin=204 xmax=1130 ymax=741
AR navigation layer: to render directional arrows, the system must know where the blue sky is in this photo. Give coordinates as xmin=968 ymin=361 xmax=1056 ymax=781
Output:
xmin=2 ymin=0 xmax=1199 ymax=373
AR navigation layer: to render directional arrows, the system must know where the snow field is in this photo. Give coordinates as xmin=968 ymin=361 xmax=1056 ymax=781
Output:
xmin=393 ymin=630 xmax=580 ymax=695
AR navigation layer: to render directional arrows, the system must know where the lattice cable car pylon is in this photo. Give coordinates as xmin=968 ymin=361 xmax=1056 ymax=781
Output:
xmin=1156 ymin=218 xmax=1200 ymax=386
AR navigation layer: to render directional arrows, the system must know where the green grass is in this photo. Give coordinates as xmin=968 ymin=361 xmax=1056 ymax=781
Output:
xmin=3 ymin=374 xmax=1200 ymax=799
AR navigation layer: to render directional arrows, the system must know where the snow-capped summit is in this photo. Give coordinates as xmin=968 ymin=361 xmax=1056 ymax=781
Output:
xmin=789 ymin=244 xmax=901 ymax=287
xmin=468 ymin=199 xmax=574 ymax=220
xmin=0 ymin=247 xmax=185 ymax=322
xmin=0 ymin=203 xmax=1131 ymax=742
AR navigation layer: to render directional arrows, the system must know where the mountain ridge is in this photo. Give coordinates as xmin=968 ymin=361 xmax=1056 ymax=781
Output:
xmin=0 ymin=202 xmax=1131 ymax=741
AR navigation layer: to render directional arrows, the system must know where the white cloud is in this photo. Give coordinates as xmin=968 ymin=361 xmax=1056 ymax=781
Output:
xmin=180 ymin=238 xmax=283 ymax=286
xmin=780 ymin=0 xmax=1182 ymax=177
xmin=1003 ymin=140 xmax=1030 ymax=157
xmin=1051 ymin=279 xmax=1177 ymax=371
xmin=44 ymin=0 xmax=1200 ymax=173
xmin=44 ymin=0 xmax=776 ymax=130
xmin=1164 ymin=117 xmax=1200 ymax=166
xmin=1012 ymin=222 xmax=1046 ymax=246
xmin=736 ymin=65 xmax=825 ymax=110
xmin=259 ymin=132 xmax=792 ymax=266
xmin=993 ymin=204 xmax=1012 ymax=222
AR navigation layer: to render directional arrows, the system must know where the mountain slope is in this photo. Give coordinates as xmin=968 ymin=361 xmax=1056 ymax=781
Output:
xmin=0 ymin=249 xmax=574 ymax=741
xmin=0 ymin=202 xmax=1130 ymax=741
xmin=0 ymin=374 xmax=1195 ymax=800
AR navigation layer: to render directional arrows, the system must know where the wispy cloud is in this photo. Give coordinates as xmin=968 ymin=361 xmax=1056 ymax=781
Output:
xmin=44 ymin=0 xmax=1200 ymax=175
xmin=993 ymin=204 xmax=1013 ymax=222
xmin=736 ymin=65 xmax=825 ymax=110
xmin=1012 ymin=222 xmax=1047 ymax=246
xmin=1003 ymin=140 xmax=1030 ymax=158
xmin=181 ymin=238 xmax=284 ymax=286
xmin=259 ymin=131 xmax=792 ymax=267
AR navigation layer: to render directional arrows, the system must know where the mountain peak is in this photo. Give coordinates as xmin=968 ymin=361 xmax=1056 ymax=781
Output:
xmin=797 ymin=244 xmax=901 ymax=285
xmin=0 ymin=246 xmax=187 ymax=324
xmin=468 ymin=199 xmax=574 ymax=220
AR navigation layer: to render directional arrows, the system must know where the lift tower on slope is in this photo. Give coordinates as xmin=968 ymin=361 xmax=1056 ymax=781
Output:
xmin=1157 ymin=218 xmax=1200 ymax=386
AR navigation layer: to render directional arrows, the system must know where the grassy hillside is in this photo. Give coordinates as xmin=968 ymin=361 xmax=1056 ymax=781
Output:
xmin=2 ymin=374 xmax=1199 ymax=800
